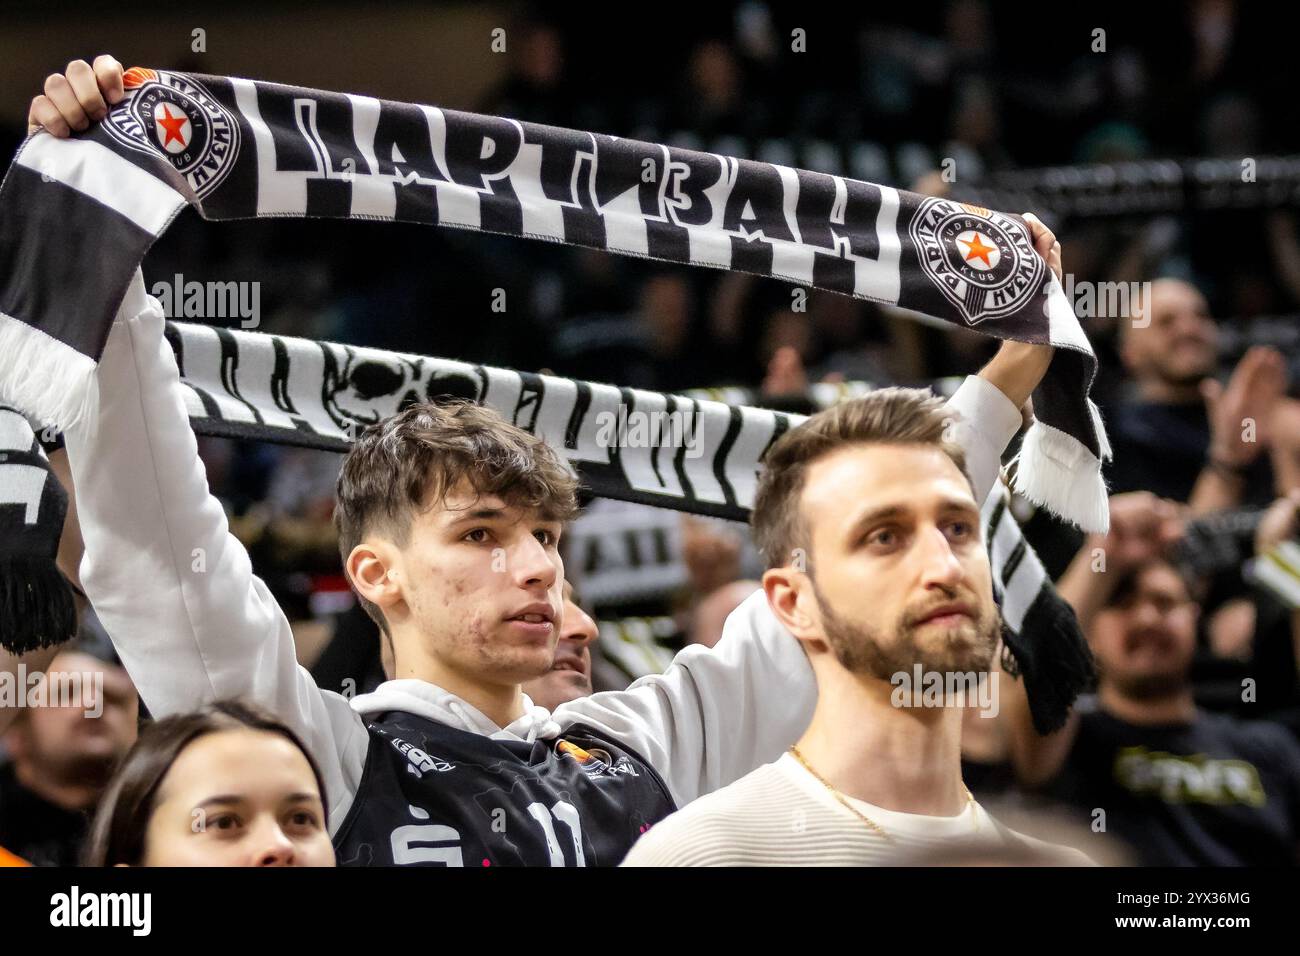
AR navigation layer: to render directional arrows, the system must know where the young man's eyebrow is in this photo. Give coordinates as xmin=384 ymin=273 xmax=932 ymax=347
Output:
xmin=444 ymin=507 xmax=510 ymax=525
xmin=441 ymin=501 xmax=564 ymax=530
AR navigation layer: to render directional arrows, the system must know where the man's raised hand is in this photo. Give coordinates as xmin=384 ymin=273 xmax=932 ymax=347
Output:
xmin=28 ymin=56 xmax=125 ymax=137
xmin=1101 ymin=491 xmax=1185 ymax=574
xmin=972 ymin=212 xmax=1061 ymax=411
xmin=1023 ymin=212 xmax=1062 ymax=284
xmin=1204 ymin=345 xmax=1289 ymax=469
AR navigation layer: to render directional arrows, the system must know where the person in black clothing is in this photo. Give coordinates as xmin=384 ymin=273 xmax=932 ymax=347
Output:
xmin=1005 ymin=491 xmax=1300 ymax=865
xmin=0 ymin=645 xmax=137 ymax=865
xmin=1107 ymin=278 xmax=1286 ymax=508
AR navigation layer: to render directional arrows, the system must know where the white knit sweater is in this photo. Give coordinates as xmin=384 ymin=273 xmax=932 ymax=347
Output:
xmin=622 ymin=753 xmax=1094 ymax=866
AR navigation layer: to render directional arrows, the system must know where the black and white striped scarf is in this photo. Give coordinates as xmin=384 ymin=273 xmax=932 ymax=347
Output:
xmin=0 ymin=67 xmax=1108 ymax=534
xmin=0 ymin=406 xmax=76 ymax=651
xmin=162 ymin=318 xmax=1088 ymax=732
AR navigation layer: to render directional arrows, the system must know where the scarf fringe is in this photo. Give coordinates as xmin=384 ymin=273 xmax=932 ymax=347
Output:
xmin=1000 ymin=585 xmax=1096 ymax=735
xmin=0 ymin=310 xmax=98 ymax=432
xmin=0 ymin=556 xmax=77 ymax=654
xmin=1012 ymin=419 xmax=1111 ymax=534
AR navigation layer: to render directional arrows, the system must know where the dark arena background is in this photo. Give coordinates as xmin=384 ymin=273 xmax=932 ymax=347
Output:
xmin=0 ymin=0 xmax=1296 ymax=939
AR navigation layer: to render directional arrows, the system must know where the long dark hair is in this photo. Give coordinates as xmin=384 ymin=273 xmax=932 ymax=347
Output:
xmin=84 ymin=700 xmax=329 ymax=866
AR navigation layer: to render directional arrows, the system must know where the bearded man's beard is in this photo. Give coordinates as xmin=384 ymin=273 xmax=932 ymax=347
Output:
xmin=1153 ymin=347 xmax=1216 ymax=390
xmin=813 ymin=579 xmax=1001 ymax=680
xmin=1159 ymin=364 xmax=1213 ymax=389
xmin=39 ymin=748 xmax=120 ymax=798
xmin=1103 ymin=662 xmax=1190 ymax=702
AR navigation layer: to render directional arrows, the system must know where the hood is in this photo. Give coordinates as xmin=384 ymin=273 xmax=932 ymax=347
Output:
xmin=349 ymin=678 xmax=562 ymax=742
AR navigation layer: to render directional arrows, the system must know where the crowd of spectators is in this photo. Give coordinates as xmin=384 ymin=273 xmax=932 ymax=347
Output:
xmin=2 ymin=2 xmax=1299 ymax=867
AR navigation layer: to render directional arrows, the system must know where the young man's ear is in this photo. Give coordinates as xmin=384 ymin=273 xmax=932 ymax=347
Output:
xmin=762 ymin=566 xmax=824 ymax=651
xmin=347 ymin=541 xmax=404 ymax=616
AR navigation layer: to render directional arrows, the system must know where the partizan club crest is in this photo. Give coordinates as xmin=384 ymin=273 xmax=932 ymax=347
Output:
xmin=102 ymin=67 xmax=240 ymax=199
xmin=909 ymin=197 xmax=1044 ymax=326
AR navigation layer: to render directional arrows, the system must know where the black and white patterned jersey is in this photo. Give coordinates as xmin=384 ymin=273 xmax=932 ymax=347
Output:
xmin=333 ymin=711 xmax=675 ymax=866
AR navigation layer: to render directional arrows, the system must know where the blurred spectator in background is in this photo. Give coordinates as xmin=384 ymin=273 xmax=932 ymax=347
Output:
xmin=522 ymin=582 xmax=600 ymax=711
xmin=1248 ymin=493 xmax=1300 ymax=737
xmin=479 ymin=16 xmax=573 ymax=128
xmin=1108 ymin=279 xmax=1288 ymax=509
xmin=808 ymin=294 xmax=893 ymax=385
xmin=1005 ymin=492 xmax=1300 ymax=865
xmin=10 ymin=1 xmax=1299 ymax=869
xmin=682 ymin=40 xmax=746 ymax=137
xmin=639 ymin=272 xmax=713 ymax=392
xmin=0 ymin=641 xmax=138 ymax=866
xmin=688 ymin=580 xmax=761 ymax=649
xmin=680 ymin=514 xmax=744 ymax=599
xmin=0 ymin=647 xmax=61 ymax=739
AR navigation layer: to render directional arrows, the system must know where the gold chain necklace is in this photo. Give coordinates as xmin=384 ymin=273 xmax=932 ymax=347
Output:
xmin=788 ymin=746 xmax=980 ymax=841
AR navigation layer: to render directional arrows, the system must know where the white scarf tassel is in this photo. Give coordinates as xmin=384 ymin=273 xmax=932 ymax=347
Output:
xmin=1012 ymin=418 xmax=1111 ymax=534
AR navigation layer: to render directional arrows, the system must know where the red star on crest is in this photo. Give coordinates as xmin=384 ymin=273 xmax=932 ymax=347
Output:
xmin=155 ymin=104 xmax=188 ymax=148
xmin=959 ymin=232 xmax=996 ymax=266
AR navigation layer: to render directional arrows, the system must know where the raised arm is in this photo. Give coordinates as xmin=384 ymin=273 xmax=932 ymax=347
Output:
xmin=59 ymin=271 xmax=369 ymax=828
xmin=1003 ymin=492 xmax=1183 ymax=785
xmin=1188 ymin=346 xmax=1287 ymax=515
xmin=556 ymin=218 xmax=1064 ymax=805
xmin=27 ymin=56 xmax=369 ymax=827
xmin=559 ymin=346 xmax=1035 ymax=805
